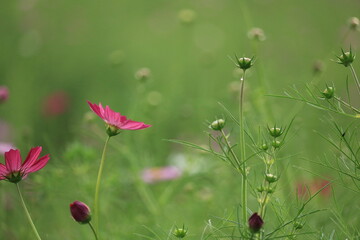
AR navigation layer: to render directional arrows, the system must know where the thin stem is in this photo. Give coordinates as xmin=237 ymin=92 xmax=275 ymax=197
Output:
xmin=16 ymin=183 xmax=42 ymax=240
xmin=258 ymin=182 xmax=270 ymax=218
xmin=88 ymin=222 xmax=99 ymax=240
xmin=349 ymin=64 xmax=360 ymax=95
xmin=94 ymin=136 xmax=111 ymax=234
xmin=334 ymin=96 xmax=360 ymax=114
xmin=220 ymin=129 xmax=244 ymax=175
xmin=239 ymin=71 xmax=248 ymax=226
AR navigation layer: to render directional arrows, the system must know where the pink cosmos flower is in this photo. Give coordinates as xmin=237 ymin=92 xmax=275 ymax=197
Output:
xmin=87 ymin=101 xmax=151 ymax=136
xmin=141 ymin=166 xmax=182 ymax=183
xmin=0 ymin=86 xmax=9 ymax=104
xmin=42 ymin=91 xmax=70 ymax=117
xmin=0 ymin=147 xmax=50 ymax=183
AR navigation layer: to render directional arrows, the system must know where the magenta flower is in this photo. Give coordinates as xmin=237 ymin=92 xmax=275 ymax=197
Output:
xmin=87 ymin=101 xmax=151 ymax=136
xmin=42 ymin=91 xmax=70 ymax=117
xmin=141 ymin=166 xmax=182 ymax=183
xmin=70 ymin=201 xmax=92 ymax=224
xmin=0 ymin=147 xmax=50 ymax=183
xmin=0 ymin=86 xmax=9 ymax=104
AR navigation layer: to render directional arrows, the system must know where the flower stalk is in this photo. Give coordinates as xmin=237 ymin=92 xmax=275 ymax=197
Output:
xmin=94 ymin=135 xmax=111 ymax=233
xmin=239 ymin=71 xmax=248 ymax=226
xmin=349 ymin=64 xmax=360 ymax=95
xmin=88 ymin=222 xmax=99 ymax=240
xmin=16 ymin=183 xmax=42 ymax=240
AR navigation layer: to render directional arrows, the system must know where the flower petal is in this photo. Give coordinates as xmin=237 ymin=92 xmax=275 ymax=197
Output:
xmin=120 ymin=120 xmax=151 ymax=130
xmin=22 ymin=146 xmax=42 ymax=170
xmin=87 ymin=101 xmax=105 ymax=120
xmin=104 ymin=105 xmax=127 ymax=126
xmin=27 ymin=154 xmax=50 ymax=173
xmin=0 ymin=163 xmax=8 ymax=180
xmin=5 ymin=149 xmax=21 ymax=172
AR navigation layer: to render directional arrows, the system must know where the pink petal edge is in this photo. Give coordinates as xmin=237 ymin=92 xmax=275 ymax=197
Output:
xmin=5 ymin=149 xmax=21 ymax=172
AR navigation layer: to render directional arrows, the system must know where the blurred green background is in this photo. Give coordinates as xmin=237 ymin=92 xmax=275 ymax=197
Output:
xmin=1 ymin=0 xmax=360 ymax=239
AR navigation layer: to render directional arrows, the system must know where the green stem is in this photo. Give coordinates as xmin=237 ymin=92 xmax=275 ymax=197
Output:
xmin=220 ymin=129 xmax=244 ymax=174
xmin=334 ymin=96 xmax=360 ymax=114
xmin=94 ymin=136 xmax=111 ymax=234
xmin=239 ymin=71 xmax=248 ymax=226
xmin=349 ymin=64 xmax=360 ymax=95
xmin=88 ymin=222 xmax=99 ymax=240
xmin=16 ymin=183 xmax=42 ymax=240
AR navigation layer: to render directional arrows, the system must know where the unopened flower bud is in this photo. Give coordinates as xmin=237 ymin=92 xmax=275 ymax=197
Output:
xmin=209 ymin=119 xmax=225 ymax=131
xmin=268 ymin=125 xmax=284 ymax=138
xmin=294 ymin=221 xmax=303 ymax=230
xmin=313 ymin=60 xmax=325 ymax=75
xmin=336 ymin=49 xmax=355 ymax=67
xmin=265 ymin=173 xmax=278 ymax=183
xmin=0 ymin=86 xmax=9 ymax=104
xmin=265 ymin=158 xmax=275 ymax=166
xmin=236 ymin=57 xmax=254 ymax=71
xmin=260 ymin=143 xmax=268 ymax=151
xmin=173 ymin=226 xmax=187 ymax=238
xmin=349 ymin=17 xmax=359 ymax=31
xmin=321 ymin=86 xmax=334 ymax=99
xmin=271 ymin=140 xmax=281 ymax=149
xmin=70 ymin=201 xmax=91 ymax=224
xmin=135 ymin=68 xmax=151 ymax=82
xmin=247 ymin=28 xmax=266 ymax=41
xmin=257 ymin=186 xmax=265 ymax=192
xmin=248 ymin=212 xmax=264 ymax=233
xmin=266 ymin=187 xmax=275 ymax=194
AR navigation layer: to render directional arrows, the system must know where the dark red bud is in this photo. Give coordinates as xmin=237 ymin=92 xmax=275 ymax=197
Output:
xmin=248 ymin=212 xmax=264 ymax=232
xmin=70 ymin=201 xmax=91 ymax=224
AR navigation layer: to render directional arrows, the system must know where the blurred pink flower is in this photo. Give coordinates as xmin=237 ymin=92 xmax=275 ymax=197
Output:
xmin=87 ymin=101 xmax=151 ymax=135
xmin=0 ymin=142 xmax=15 ymax=155
xmin=311 ymin=179 xmax=331 ymax=198
xmin=0 ymin=86 xmax=9 ymax=104
xmin=296 ymin=178 xmax=331 ymax=199
xmin=42 ymin=91 xmax=70 ymax=117
xmin=141 ymin=166 xmax=182 ymax=183
xmin=0 ymin=147 xmax=50 ymax=183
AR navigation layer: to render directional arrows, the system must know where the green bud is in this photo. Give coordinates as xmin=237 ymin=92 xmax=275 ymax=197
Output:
xmin=257 ymin=186 xmax=265 ymax=193
xmin=321 ymin=86 xmax=334 ymax=99
xmin=271 ymin=140 xmax=281 ymax=149
xmin=174 ymin=227 xmax=187 ymax=238
xmin=336 ymin=49 xmax=355 ymax=67
xmin=293 ymin=222 xmax=303 ymax=230
xmin=265 ymin=158 xmax=275 ymax=166
xmin=268 ymin=125 xmax=284 ymax=138
xmin=266 ymin=187 xmax=275 ymax=194
xmin=236 ymin=56 xmax=254 ymax=70
xmin=265 ymin=173 xmax=278 ymax=183
xmin=260 ymin=143 xmax=268 ymax=151
xmin=209 ymin=119 xmax=225 ymax=131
